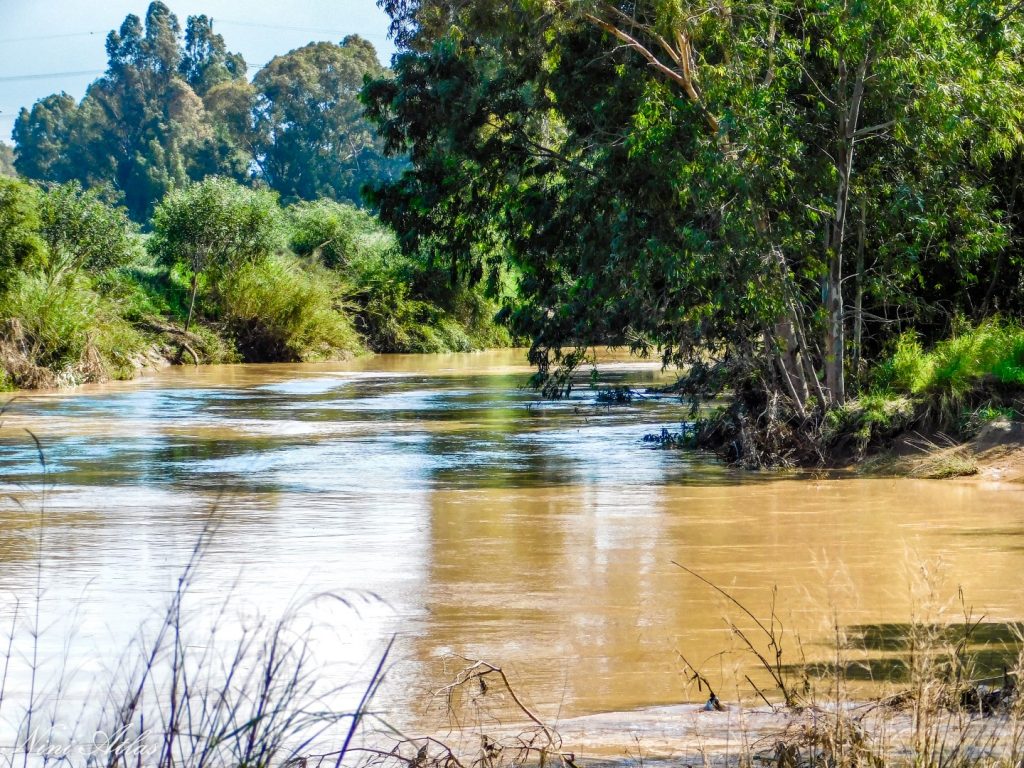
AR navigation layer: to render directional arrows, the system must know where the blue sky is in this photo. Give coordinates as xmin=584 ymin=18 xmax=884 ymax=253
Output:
xmin=0 ymin=0 xmax=396 ymax=143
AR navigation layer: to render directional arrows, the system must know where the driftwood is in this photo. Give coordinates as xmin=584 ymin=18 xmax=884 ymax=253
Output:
xmin=137 ymin=318 xmax=202 ymax=366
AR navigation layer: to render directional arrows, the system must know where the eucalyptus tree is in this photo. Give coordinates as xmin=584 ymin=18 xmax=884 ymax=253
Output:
xmin=0 ymin=144 xmax=16 ymax=178
xmin=367 ymin=0 xmax=1024 ymax=442
xmin=13 ymin=2 xmax=249 ymax=220
xmin=252 ymin=36 xmax=407 ymax=205
xmin=179 ymin=14 xmax=247 ymax=96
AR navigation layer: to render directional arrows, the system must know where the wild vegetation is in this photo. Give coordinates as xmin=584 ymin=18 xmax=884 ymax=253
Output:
xmin=0 ymin=1 xmax=514 ymax=390
xmin=364 ymin=0 xmax=1024 ymax=466
xmin=0 ymin=174 xmax=511 ymax=390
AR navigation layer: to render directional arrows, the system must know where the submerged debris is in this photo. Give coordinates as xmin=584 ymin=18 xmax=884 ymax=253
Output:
xmin=643 ymin=424 xmax=697 ymax=448
xmin=595 ymin=386 xmax=635 ymax=404
xmin=959 ymin=672 xmax=1018 ymax=715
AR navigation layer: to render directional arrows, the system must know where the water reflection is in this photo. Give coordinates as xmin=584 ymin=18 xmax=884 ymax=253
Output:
xmin=0 ymin=350 xmax=1022 ymax=732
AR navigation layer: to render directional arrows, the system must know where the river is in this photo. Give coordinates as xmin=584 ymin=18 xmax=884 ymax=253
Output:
xmin=1 ymin=349 xmax=1023 ymax=744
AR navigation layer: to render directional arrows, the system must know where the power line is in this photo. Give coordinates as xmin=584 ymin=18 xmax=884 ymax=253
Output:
xmin=0 ymin=30 xmax=106 ymax=43
xmin=0 ymin=69 xmax=104 ymax=83
xmin=213 ymin=18 xmax=391 ymax=43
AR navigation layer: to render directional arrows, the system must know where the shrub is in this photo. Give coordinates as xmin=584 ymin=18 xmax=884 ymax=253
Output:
xmin=288 ymin=199 xmax=367 ymax=267
xmin=0 ymin=272 xmax=145 ymax=387
xmin=38 ymin=181 xmax=139 ymax=281
xmin=0 ymin=178 xmax=44 ymax=291
xmin=217 ymin=254 xmax=361 ymax=361
xmin=872 ymin=319 xmax=1024 ymax=426
xmin=149 ymin=178 xmax=284 ymax=330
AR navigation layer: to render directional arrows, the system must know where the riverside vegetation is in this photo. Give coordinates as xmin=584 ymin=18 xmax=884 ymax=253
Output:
xmin=0 ymin=1 xmax=513 ymax=390
xmin=0 ymin=175 xmax=513 ymax=390
xmin=362 ymin=0 xmax=1024 ymax=467
xmin=5 ymin=0 xmax=1024 ymax=466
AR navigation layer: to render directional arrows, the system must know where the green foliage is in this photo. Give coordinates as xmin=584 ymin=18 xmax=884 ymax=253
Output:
xmin=288 ymin=199 xmax=364 ymax=267
xmin=252 ymin=37 xmax=406 ymax=205
xmin=823 ymin=392 xmax=917 ymax=459
xmin=875 ymin=334 xmax=933 ymax=394
xmin=0 ymin=272 xmax=146 ymax=387
xmin=0 ymin=168 xmax=511 ymax=389
xmin=0 ymin=144 xmax=15 ymax=178
xmin=13 ymin=2 xmax=249 ymax=220
xmin=217 ymin=255 xmax=360 ymax=361
xmin=150 ymin=178 xmax=283 ymax=280
xmin=348 ymin=243 xmax=511 ymax=353
xmin=12 ymin=5 xmax=405 ymax=218
xmin=368 ymin=0 xmax=1024 ymax=460
xmin=881 ymin=322 xmax=1024 ymax=397
xmin=38 ymin=182 xmax=139 ymax=280
xmin=0 ymin=178 xmax=45 ymax=291
xmin=287 ymin=197 xmax=511 ymax=352
xmin=179 ymin=14 xmax=246 ymax=96
xmin=869 ymin=320 xmax=1024 ymax=427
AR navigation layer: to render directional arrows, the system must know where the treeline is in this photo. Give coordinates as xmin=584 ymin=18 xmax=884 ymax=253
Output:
xmin=0 ymin=175 xmax=511 ymax=389
xmin=9 ymin=2 xmax=405 ymax=221
xmin=364 ymin=0 xmax=1024 ymax=466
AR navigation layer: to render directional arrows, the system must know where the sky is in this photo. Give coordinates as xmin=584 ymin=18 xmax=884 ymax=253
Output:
xmin=0 ymin=0 xmax=397 ymax=143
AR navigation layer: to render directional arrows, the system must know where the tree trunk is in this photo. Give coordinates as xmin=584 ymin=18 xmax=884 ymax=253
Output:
xmin=824 ymin=55 xmax=869 ymax=406
xmin=185 ymin=273 xmax=199 ymax=334
xmin=852 ymin=199 xmax=866 ymax=387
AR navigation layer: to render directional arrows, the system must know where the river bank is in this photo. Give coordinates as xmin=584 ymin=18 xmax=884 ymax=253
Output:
xmin=398 ymin=696 xmax=1024 ymax=768
xmin=854 ymin=420 xmax=1024 ymax=482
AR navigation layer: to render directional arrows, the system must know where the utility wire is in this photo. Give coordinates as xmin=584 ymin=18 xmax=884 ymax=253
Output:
xmin=0 ymin=31 xmax=106 ymax=43
xmin=0 ymin=70 xmax=104 ymax=83
xmin=213 ymin=18 xmax=391 ymax=43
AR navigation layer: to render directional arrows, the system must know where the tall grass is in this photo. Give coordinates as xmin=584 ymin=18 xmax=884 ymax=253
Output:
xmin=876 ymin=320 xmax=1024 ymax=421
xmin=0 ymin=273 xmax=145 ymax=389
xmin=217 ymin=254 xmax=362 ymax=361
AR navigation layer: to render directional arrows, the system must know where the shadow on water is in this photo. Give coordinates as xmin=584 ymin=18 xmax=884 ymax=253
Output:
xmin=788 ymin=622 xmax=1024 ymax=683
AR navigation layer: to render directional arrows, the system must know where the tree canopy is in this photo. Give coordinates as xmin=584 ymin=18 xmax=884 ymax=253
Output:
xmin=11 ymin=3 xmax=402 ymax=219
xmin=0 ymin=144 xmax=15 ymax=178
xmin=149 ymin=177 xmax=283 ymax=330
xmin=252 ymin=37 xmax=407 ymax=205
xmin=365 ymin=0 xmax=1024 ymax=452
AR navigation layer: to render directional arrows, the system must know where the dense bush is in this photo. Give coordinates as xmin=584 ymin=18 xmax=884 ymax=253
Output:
xmin=288 ymin=199 xmax=364 ymax=267
xmin=0 ymin=175 xmax=514 ymax=389
xmin=876 ymin=320 xmax=1024 ymax=413
xmin=217 ymin=255 xmax=360 ymax=361
xmin=149 ymin=177 xmax=284 ymax=330
xmin=38 ymin=181 xmax=140 ymax=280
xmin=290 ymin=197 xmax=512 ymax=353
xmin=0 ymin=272 xmax=146 ymax=388
xmin=0 ymin=178 xmax=45 ymax=291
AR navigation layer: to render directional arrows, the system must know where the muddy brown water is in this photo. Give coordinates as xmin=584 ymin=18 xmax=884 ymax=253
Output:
xmin=1 ymin=349 xmax=1023 ymax=738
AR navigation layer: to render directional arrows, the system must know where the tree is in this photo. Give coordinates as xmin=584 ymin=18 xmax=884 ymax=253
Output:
xmin=13 ymin=93 xmax=82 ymax=182
xmin=149 ymin=177 xmax=283 ymax=331
xmin=179 ymin=15 xmax=246 ymax=96
xmin=0 ymin=179 xmax=45 ymax=291
xmin=0 ymin=144 xmax=16 ymax=178
xmin=12 ymin=2 xmax=248 ymax=221
xmin=38 ymin=182 xmax=138 ymax=283
xmin=253 ymin=37 xmax=406 ymax=204
xmin=367 ymin=0 xmax=1024 ymax=459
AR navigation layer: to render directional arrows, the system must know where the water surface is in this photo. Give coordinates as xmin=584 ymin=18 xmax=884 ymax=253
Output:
xmin=1 ymin=349 xmax=1023 ymax=732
